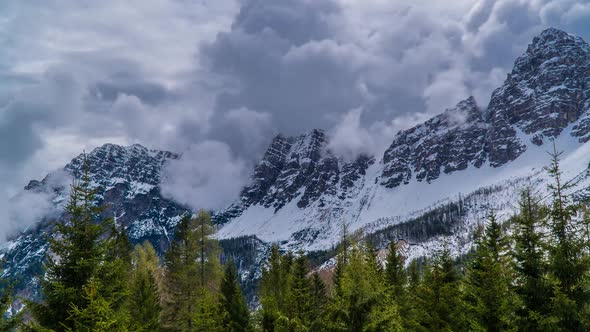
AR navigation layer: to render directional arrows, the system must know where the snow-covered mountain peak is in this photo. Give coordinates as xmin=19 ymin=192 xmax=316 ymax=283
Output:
xmin=488 ymin=27 xmax=590 ymax=147
xmin=6 ymin=28 xmax=590 ymax=302
xmin=528 ymin=27 xmax=589 ymax=55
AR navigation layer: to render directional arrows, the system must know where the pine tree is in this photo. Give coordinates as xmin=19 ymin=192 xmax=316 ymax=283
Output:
xmin=220 ymin=259 xmax=250 ymax=332
xmin=65 ymin=208 xmax=133 ymax=331
xmin=309 ymin=272 xmax=327 ymax=326
xmin=385 ymin=240 xmax=406 ymax=301
xmin=64 ymin=279 xmax=123 ymax=332
xmin=28 ymin=156 xmax=118 ymax=331
xmin=416 ymin=247 xmax=465 ymax=331
xmin=289 ymin=254 xmax=313 ymax=327
xmin=384 ymin=242 xmax=424 ymax=330
xmin=161 ymin=210 xmax=222 ymax=331
xmin=100 ymin=219 xmax=132 ymax=324
xmin=464 ymin=211 xmax=513 ymax=331
xmin=511 ymin=188 xmax=552 ymax=330
xmin=128 ymin=241 xmax=162 ymax=332
xmin=259 ymin=244 xmax=291 ymax=331
xmin=402 ymin=259 xmax=427 ymax=332
xmin=332 ymin=221 xmax=351 ymax=294
xmin=545 ymin=146 xmax=590 ymax=331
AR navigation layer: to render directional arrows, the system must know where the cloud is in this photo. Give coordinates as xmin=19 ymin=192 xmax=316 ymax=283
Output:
xmin=327 ymin=107 xmax=433 ymax=161
xmin=0 ymin=68 xmax=83 ymax=181
xmin=2 ymin=0 xmax=590 ymax=229
xmin=0 ymin=169 xmax=72 ymax=240
xmin=327 ymin=108 xmax=375 ymax=161
xmin=160 ymin=141 xmax=249 ymax=211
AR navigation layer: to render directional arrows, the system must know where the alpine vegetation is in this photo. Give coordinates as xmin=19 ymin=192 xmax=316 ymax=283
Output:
xmin=1 ymin=149 xmax=590 ymax=331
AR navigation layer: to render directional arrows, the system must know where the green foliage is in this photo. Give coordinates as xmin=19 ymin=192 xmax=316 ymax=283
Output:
xmin=65 ymin=279 xmax=128 ymax=332
xmin=415 ymin=246 xmax=465 ymax=332
xmin=161 ymin=210 xmax=222 ymax=331
xmin=27 ymin=156 xmax=129 ymax=331
xmin=511 ymin=189 xmax=553 ymax=331
xmin=220 ymin=259 xmax=251 ymax=332
xmin=259 ymin=244 xmax=292 ymax=331
xmin=309 ymin=272 xmax=327 ymax=325
xmin=0 ymin=284 xmax=22 ymax=331
xmin=464 ymin=211 xmax=514 ymax=331
xmin=385 ymin=241 xmax=406 ymax=301
xmin=545 ymin=147 xmax=590 ymax=331
xmin=128 ymin=241 xmax=162 ymax=332
xmin=290 ymin=255 xmax=313 ymax=326
xmin=327 ymin=243 xmax=402 ymax=331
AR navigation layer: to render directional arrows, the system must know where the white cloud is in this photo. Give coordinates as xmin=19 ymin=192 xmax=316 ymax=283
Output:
xmin=160 ymin=141 xmax=249 ymax=211
xmin=2 ymin=0 xmax=590 ymax=229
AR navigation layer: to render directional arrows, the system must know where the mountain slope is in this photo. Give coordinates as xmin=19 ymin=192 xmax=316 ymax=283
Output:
xmin=3 ymin=27 xmax=590 ymax=300
xmin=1 ymin=144 xmax=188 ymax=296
xmin=216 ymin=27 xmax=590 ymax=252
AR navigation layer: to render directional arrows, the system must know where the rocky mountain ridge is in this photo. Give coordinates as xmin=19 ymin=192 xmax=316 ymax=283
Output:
xmin=3 ymin=27 xmax=590 ymax=300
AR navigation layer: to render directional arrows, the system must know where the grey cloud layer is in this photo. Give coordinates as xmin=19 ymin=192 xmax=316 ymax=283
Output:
xmin=1 ymin=0 xmax=590 ymax=223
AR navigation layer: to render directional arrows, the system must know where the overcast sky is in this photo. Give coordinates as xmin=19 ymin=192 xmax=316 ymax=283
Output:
xmin=1 ymin=0 xmax=590 ymax=228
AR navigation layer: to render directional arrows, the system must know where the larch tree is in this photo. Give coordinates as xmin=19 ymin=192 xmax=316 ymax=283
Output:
xmin=161 ymin=210 xmax=222 ymax=332
xmin=128 ymin=241 xmax=162 ymax=332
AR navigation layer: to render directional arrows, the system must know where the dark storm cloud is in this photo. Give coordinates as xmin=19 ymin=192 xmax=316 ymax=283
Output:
xmin=0 ymin=69 xmax=82 ymax=166
xmin=202 ymin=0 xmax=368 ymax=136
xmin=3 ymin=0 xmax=590 ymax=221
xmin=201 ymin=0 xmax=590 ymax=157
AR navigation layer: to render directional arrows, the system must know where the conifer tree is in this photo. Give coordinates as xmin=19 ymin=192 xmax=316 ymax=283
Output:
xmin=128 ymin=241 xmax=162 ymax=332
xmin=384 ymin=242 xmax=424 ymax=330
xmin=327 ymin=243 xmax=402 ymax=331
xmin=0 ymin=282 xmax=22 ymax=331
xmin=64 ymin=279 xmax=124 ymax=332
xmin=28 ymin=156 xmax=119 ymax=331
xmin=385 ymin=240 xmax=406 ymax=301
xmin=332 ymin=222 xmax=351 ymax=294
xmin=309 ymin=272 xmax=327 ymax=326
xmin=545 ymin=146 xmax=590 ymax=331
xmin=64 ymin=210 xmax=133 ymax=331
xmin=289 ymin=254 xmax=313 ymax=327
xmin=162 ymin=210 xmax=222 ymax=331
xmin=464 ymin=211 xmax=513 ymax=331
xmin=401 ymin=259 xmax=427 ymax=332
xmin=290 ymin=253 xmax=312 ymax=326
xmin=259 ymin=244 xmax=291 ymax=331
xmin=416 ymin=247 xmax=465 ymax=331
xmin=220 ymin=259 xmax=250 ymax=332
xmin=511 ymin=188 xmax=552 ymax=330
xmin=100 ymin=219 xmax=132 ymax=321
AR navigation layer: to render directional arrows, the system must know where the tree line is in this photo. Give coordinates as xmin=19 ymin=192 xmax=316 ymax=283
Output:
xmin=1 ymin=148 xmax=590 ymax=331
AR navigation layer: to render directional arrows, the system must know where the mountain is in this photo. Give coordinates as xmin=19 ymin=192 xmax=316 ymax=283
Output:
xmin=3 ymin=27 xmax=590 ymax=299
xmin=216 ymin=29 xmax=590 ymax=253
xmin=1 ymin=143 xmax=270 ymax=299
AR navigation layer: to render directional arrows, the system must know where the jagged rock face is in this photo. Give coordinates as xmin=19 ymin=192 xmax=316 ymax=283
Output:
xmin=218 ymin=129 xmax=374 ymax=219
xmin=62 ymin=144 xmax=187 ymax=248
xmin=383 ymin=28 xmax=590 ymax=183
xmin=6 ymin=27 xmax=590 ymax=304
xmin=1 ymin=144 xmax=189 ymax=295
xmin=487 ymin=28 xmax=590 ymax=162
xmin=381 ymin=97 xmax=488 ymax=188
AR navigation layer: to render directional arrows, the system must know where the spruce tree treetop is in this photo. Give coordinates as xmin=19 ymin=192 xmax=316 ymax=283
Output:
xmin=220 ymin=259 xmax=251 ymax=332
xmin=28 ymin=154 xmax=113 ymax=331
